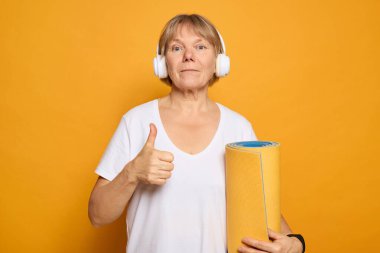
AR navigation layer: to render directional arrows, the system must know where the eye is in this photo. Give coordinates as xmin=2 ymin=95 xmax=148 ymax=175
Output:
xmin=171 ymin=45 xmax=182 ymax=52
xmin=196 ymin=44 xmax=207 ymax=50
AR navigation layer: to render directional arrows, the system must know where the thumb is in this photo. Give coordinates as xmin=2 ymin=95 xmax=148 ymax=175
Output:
xmin=268 ymin=228 xmax=284 ymax=241
xmin=145 ymin=123 xmax=157 ymax=147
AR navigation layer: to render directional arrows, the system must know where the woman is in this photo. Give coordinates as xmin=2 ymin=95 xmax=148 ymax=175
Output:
xmin=88 ymin=14 xmax=304 ymax=253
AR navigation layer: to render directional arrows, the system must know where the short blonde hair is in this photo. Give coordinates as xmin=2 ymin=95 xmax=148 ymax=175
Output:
xmin=157 ymin=14 xmax=224 ymax=87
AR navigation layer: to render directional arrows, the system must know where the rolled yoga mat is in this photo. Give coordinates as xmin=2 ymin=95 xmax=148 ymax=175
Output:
xmin=225 ymin=141 xmax=280 ymax=253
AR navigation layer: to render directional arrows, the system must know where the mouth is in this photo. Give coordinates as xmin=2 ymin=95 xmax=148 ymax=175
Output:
xmin=181 ymin=69 xmax=199 ymax=72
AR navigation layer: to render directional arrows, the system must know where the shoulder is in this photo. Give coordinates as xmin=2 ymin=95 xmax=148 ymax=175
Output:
xmin=218 ymin=102 xmax=252 ymax=129
xmin=121 ymin=99 xmax=156 ymax=124
xmin=218 ymin=102 xmax=257 ymax=141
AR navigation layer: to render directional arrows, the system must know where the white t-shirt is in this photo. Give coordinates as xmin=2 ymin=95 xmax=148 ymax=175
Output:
xmin=95 ymin=98 xmax=257 ymax=253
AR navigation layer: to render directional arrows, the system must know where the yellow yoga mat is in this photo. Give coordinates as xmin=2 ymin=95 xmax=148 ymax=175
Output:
xmin=225 ymin=141 xmax=280 ymax=253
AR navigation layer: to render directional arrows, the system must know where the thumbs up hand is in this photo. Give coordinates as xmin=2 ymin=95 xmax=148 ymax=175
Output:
xmin=126 ymin=123 xmax=175 ymax=186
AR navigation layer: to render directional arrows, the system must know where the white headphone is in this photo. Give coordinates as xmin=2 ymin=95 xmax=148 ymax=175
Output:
xmin=153 ymin=30 xmax=230 ymax=78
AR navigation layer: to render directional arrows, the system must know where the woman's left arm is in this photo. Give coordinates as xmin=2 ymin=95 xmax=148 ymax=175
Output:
xmin=280 ymin=214 xmax=292 ymax=234
xmin=238 ymin=214 xmax=304 ymax=253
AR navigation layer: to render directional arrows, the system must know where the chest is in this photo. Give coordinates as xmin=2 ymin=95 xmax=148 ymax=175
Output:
xmin=159 ymin=110 xmax=220 ymax=155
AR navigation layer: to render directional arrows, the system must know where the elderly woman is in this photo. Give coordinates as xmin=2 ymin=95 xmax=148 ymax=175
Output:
xmin=89 ymin=14 xmax=304 ymax=253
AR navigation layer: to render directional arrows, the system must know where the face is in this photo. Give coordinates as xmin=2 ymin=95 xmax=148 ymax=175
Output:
xmin=165 ymin=24 xmax=216 ymax=89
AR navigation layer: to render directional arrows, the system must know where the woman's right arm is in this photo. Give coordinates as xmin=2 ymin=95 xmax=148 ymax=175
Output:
xmin=88 ymin=123 xmax=174 ymax=227
xmin=88 ymin=161 xmax=138 ymax=227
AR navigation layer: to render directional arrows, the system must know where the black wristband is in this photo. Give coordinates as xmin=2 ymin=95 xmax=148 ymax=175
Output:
xmin=287 ymin=234 xmax=305 ymax=253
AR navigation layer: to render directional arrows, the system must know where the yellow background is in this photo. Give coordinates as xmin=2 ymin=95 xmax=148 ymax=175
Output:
xmin=1 ymin=0 xmax=379 ymax=252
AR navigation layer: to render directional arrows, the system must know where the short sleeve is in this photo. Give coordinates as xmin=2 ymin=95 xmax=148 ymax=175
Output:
xmin=95 ymin=116 xmax=131 ymax=181
xmin=243 ymin=120 xmax=258 ymax=141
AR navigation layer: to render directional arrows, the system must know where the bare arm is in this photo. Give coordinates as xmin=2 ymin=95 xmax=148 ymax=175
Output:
xmin=88 ymin=162 xmax=138 ymax=227
xmin=88 ymin=123 xmax=174 ymax=227
xmin=281 ymin=214 xmax=304 ymax=252
xmin=280 ymin=213 xmax=293 ymax=234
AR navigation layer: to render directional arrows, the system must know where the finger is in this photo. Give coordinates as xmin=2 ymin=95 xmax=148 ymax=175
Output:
xmin=151 ymin=178 xmax=166 ymax=186
xmin=158 ymin=162 xmax=174 ymax=171
xmin=238 ymin=244 xmax=267 ymax=253
xmin=157 ymin=170 xmax=172 ymax=179
xmin=145 ymin=123 xmax=157 ymax=147
xmin=268 ymin=228 xmax=284 ymax=240
xmin=242 ymin=238 xmax=274 ymax=252
xmin=157 ymin=150 xmax=174 ymax=162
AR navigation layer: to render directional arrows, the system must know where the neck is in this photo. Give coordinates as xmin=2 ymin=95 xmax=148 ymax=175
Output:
xmin=166 ymin=84 xmax=212 ymax=113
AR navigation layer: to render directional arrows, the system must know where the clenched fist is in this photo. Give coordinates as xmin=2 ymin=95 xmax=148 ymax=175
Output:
xmin=126 ymin=123 xmax=174 ymax=185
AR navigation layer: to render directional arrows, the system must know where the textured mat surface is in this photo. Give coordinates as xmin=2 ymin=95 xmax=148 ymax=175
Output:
xmin=225 ymin=141 xmax=280 ymax=252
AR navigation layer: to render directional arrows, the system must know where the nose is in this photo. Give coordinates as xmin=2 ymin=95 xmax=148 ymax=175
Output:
xmin=183 ymin=47 xmax=194 ymax=62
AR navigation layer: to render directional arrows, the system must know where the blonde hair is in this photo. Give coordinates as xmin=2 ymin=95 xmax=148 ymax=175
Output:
xmin=157 ymin=14 xmax=224 ymax=87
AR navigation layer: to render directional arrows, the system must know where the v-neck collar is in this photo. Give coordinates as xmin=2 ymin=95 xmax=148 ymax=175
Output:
xmin=153 ymin=98 xmax=223 ymax=159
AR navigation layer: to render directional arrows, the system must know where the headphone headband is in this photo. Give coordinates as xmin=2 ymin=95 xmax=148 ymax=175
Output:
xmin=216 ymin=30 xmax=226 ymax=54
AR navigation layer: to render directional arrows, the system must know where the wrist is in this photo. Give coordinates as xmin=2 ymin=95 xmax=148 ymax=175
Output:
xmin=123 ymin=161 xmax=139 ymax=185
xmin=287 ymin=234 xmax=305 ymax=253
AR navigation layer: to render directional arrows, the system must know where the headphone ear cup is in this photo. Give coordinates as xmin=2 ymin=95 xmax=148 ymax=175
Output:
xmin=216 ymin=53 xmax=230 ymax=77
xmin=153 ymin=55 xmax=168 ymax=78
